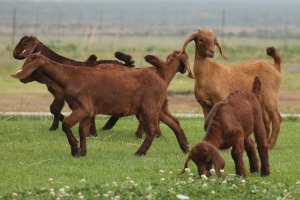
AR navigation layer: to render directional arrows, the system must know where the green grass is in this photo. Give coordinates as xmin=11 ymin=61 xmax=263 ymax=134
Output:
xmin=0 ymin=116 xmax=299 ymax=199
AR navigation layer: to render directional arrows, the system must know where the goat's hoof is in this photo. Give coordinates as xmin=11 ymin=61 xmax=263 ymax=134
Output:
xmin=181 ymin=145 xmax=190 ymax=154
xmin=134 ymin=150 xmax=146 ymax=157
xmin=49 ymin=126 xmax=58 ymax=131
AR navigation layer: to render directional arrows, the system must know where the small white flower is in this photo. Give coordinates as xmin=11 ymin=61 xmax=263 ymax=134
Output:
xmin=160 ymin=178 xmax=165 ymax=182
xmin=168 ymin=187 xmax=176 ymax=195
xmin=202 ymin=183 xmax=208 ymax=189
xmin=146 ymin=185 xmax=152 ymax=192
xmin=189 ymin=173 xmax=194 ymax=177
xmin=112 ymin=181 xmax=118 ymax=188
xmin=201 ymin=174 xmax=208 ymax=180
xmin=210 ymin=168 xmax=215 ymax=173
xmin=296 ymin=181 xmax=300 ymax=185
xmin=114 ymin=195 xmax=120 ymax=200
xmin=79 ymin=195 xmax=84 ymax=200
xmin=126 ymin=176 xmax=131 ymax=181
xmin=103 ymin=194 xmax=109 ymax=198
xmin=184 ymin=168 xmax=191 ymax=173
xmin=49 ymin=191 xmax=55 ymax=197
xmin=159 ymin=169 xmax=165 ymax=174
xmin=222 ymin=180 xmax=227 ymax=184
xmin=147 ymin=194 xmax=154 ymax=200
xmin=78 ymin=192 xmax=82 ymax=196
xmin=188 ymin=177 xmax=194 ymax=182
xmin=176 ymin=194 xmax=190 ymax=200
xmin=169 ymin=171 xmax=173 ymax=174
xmin=49 ymin=188 xmax=55 ymax=193
xmin=211 ymin=190 xmax=216 ymax=194
xmin=48 ymin=178 xmax=53 ymax=184
xmin=231 ymin=184 xmax=237 ymax=189
xmin=59 ymin=188 xmax=65 ymax=196
xmin=241 ymin=179 xmax=246 ymax=184
xmin=80 ymin=179 xmax=86 ymax=184
xmin=263 ymin=189 xmax=267 ymax=193
xmin=64 ymin=185 xmax=70 ymax=190
xmin=210 ymin=179 xmax=216 ymax=183
xmin=12 ymin=192 xmax=18 ymax=197
xmin=220 ymin=169 xmax=224 ymax=173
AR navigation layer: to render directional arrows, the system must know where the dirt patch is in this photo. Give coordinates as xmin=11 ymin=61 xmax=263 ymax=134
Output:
xmin=1 ymin=90 xmax=300 ymax=114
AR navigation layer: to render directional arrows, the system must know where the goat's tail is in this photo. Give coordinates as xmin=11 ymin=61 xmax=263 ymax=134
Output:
xmin=114 ymin=51 xmax=135 ymax=68
xmin=266 ymin=46 xmax=281 ymax=72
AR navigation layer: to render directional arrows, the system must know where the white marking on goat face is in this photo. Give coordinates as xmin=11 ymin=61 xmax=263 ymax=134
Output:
xmin=22 ymin=49 xmax=26 ymax=54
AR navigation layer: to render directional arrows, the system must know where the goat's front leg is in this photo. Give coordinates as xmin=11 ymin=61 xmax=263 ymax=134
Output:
xmin=49 ymin=96 xmax=65 ymax=131
xmin=231 ymin=141 xmax=246 ymax=177
xmin=244 ymin=137 xmax=259 ymax=173
xmin=101 ymin=116 xmax=120 ymax=130
xmin=159 ymin=105 xmax=189 ymax=153
xmin=78 ymin=117 xmax=91 ymax=156
xmin=62 ymin=110 xmax=86 ymax=157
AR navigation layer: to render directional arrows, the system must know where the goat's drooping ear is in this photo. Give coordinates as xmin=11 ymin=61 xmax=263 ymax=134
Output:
xmin=177 ymin=53 xmax=194 ymax=79
xmin=11 ymin=62 xmax=40 ymax=80
xmin=215 ymin=39 xmax=228 ymax=60
xmin=182 ymin=33 xmax=197 ymax=53
xmin=178 ymin=155 xmax=191 ymax=176
xmin=210 ymin=145 xmax=225 ymax=177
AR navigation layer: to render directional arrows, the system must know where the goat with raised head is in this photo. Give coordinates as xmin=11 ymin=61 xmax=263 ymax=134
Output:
xmin=181 ymin=29 xmax=282 ymax=148
xmin=11 ymin=51 xmax=190 ymax=157
xmin=179 ymin=77 xmax=270 ymax=178
xmin=13 ymin=36 xmax=135 ymax=135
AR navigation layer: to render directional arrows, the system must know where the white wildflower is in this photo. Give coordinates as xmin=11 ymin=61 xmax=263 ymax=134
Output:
xmin=79 ymin=194 xmax=84 ymax=200
xmin=168 ymin=187 xmax=176 ymax=195
xmin=169 ymin=171 xmax=173 ymax=174
xmin=210 ymin=168 xmax=215 ymax=173
xmin=159 ymin=169 xmax=165 ymax=174
xmin=241 ymin=179 xmax=246 ymax=184
xmin=12 ymin=192 xmax=18 ymax=198
xmin=211 ymin=190 xmax=216 ymax=194
xmin=112 ymin=181 xmax=118 ymax=188
xmin=176 ymin=194 xmax=190 ymax=200
xmin=184 ymin=168 xmax=191 ymax=173
xmin=296 ymin=181 xmax=300 ymax=185
xmin=222 ymin=180 xmax=227 ymax=184
xmin=49 ymin=188 xmax=55 ymax=193
xmin=64 ymin=185 xmax=70 ymax=190
xmin=147 ymin=194 xmax=154 ymax=200
xmin=210 ymin=179 xmax=216 ymax=183
xmin=160 ymin=177 xmax=165 ymax=182
xmin=49 ymin=191 xmax=55 ymax=197
xmin=189 ymin=173 xmax=194 ymax=177
xmin=114 ymin=195 xmax=120 ymax=200
xmin=201 ymin=174 xmax=208 ymax=180
xmin=80 ymin=179 xmax=86 ymax=184
xmin=220 ymin=169 xmax=224 ymax=173
xmin=146 ymin=185 xmax=152 ymax=192
xmin=188 ymin=177 xmax=194 ymax=183
xmin=202 ymin=183 xmax=208 ymax=189
xmin=48 ymin=178 xmax=54 ymax=184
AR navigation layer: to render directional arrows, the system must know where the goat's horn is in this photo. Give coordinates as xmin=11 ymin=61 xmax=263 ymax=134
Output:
xmin=182 ymin=33 xmax=197 ymax=53
xmin=215 ymin=39 xmax=228 ymax=60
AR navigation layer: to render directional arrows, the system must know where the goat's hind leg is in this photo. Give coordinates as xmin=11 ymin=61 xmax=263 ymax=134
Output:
xmin=101 ymin=116 xmax=120 ymax=131
xmin=62 ymin=110 xmax=86 ymax=157
xmin=244 ymin=137 xmax=259 ymax=173
xmin=268 ymin=110 xmax=282 ymax=149
xmin=49 ymin=97 xmax=65 ymax=131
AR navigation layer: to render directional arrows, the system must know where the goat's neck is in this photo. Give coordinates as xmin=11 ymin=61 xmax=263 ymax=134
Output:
xmin=203 ymin=130 xmax=223 ymax=149
xmin=193 ymin=55 xmax=226 ymax=78
xmin=41 ymin=62 xmax=72 ymax=88
xmin=36 ymin=42 xmax=84 ymax=66
xmin=161 ymin=63 xmax=180 ymax=85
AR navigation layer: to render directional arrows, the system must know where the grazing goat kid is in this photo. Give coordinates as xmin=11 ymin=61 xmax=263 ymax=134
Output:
xmin=13 ymin=36 xmax=135 ymax=135
xmin=182 ymin=29 xmax=282 ymax=148
xmin=179 ymin=77 xmax=270 ymax=178
xmin=11 ymin=53 xmax=190 ymax=157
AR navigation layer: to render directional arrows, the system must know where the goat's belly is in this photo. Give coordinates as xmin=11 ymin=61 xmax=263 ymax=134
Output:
xmin=95 ymin=104 xmax=137 ymax=116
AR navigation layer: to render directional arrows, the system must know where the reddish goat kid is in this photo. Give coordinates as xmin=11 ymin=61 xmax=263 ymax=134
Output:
xmin=11 ymin=53 xmax=190 ymax=157
xmin=13 ymin=36 xmax=135 ymax=135
xmin=179 ymin=77 xmax=270 ymax=178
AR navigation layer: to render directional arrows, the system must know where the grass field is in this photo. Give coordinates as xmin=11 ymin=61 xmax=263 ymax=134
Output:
xmin=0 ymin=116 xmax=300 ymax=199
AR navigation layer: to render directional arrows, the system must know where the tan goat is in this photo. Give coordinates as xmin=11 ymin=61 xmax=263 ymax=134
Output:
xmin=182 ymin=29 xmax=282 ymax=148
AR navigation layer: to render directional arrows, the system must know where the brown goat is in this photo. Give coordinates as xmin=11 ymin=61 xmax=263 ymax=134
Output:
xmin=13 ymin=36 xmax=135 ymax=135
xmin=179 ymin=77 xmax=270 ymax=178
xmin=182 ymin=29 xmax=282 ymax=148
xmin=11 ymin=52 xmax=190 ymax=157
